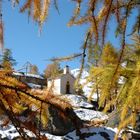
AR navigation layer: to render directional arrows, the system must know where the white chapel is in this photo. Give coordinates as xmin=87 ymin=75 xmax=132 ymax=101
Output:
xmin=47 ymin=66 xmax=76 ymax=95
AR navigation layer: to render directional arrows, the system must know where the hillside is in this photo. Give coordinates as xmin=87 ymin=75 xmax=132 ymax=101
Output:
xmin=71 ymin=69 xmax=98 ymax=101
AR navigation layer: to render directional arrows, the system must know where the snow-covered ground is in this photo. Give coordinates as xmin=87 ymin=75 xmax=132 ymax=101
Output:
xmin=65 ymin=127 xmax=117 ymax=140
xmin=0 ymin=124 xmax=19 ymax=139
xmin=27 ymin=83 xmax=42 ymax=89
xmin=60 ymin=94 xmax=93 ymax=109
xmin=59 ymin=94 xmax=108 ymax=121
xmin=74 ymin=108 xmax=108 ymax=121
xmin=0 ymin=105 xmax=112 ymax=140
xmin=44 ymin=127 xmax=117 ymax=140
xmin=0 ymin=123 xmax=117 ymax=140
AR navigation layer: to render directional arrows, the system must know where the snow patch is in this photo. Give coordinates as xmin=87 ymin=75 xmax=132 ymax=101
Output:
xmin=65 ymin=127 xmax=116 ymax=140
xmin=60 ymin=94 xmax=93 ymax=109
xmin=28 ymin=83 xmax=42 ymax=89
xmin=74 ymin=108 xmax=108 ymax=121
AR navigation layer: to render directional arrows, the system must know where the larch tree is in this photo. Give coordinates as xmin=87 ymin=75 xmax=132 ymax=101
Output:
xmin=87 ymin=35 xmax=140 ymax=139
xmin=87 ymin=43 xmax=119 ymax=108
xmin=100 ymin=42 xmax=118 ymax=66
xmin=114 ymin=34 xmax=140 ymax=139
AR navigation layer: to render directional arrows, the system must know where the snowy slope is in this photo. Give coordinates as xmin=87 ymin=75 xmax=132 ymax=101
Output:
xmin=71 ymin=69 xmax=89 ymax=79
xmin=59 ymin=95 xmax=108 ymax=121
xmin=71 ymin=69 xmax=98 ymax=101
xmin=74 ymin=108 xmax=108 ymax=121
xmin=60 ymin=94 xmax=93 ymax=109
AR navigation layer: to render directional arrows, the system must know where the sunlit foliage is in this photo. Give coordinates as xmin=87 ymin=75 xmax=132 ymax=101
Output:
xmin=87 ymin=35 xmax=140 ymax=138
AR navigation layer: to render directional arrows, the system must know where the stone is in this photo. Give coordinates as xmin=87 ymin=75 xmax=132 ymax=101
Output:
xmin=45 ymin=105 xmax=83 ymax=135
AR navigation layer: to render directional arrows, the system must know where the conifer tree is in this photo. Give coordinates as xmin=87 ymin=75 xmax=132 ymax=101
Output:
xmin=87 ymin=35 xmax=140 ymax=138
xmin=87 ymin=44 xmax=101 ymax=67
xmin=44 ymin=62 xmax=62 ymax=79
xmin=115 ymin=34 xmax=140 ymax=137
xmin=29 ymin=64 xmax=39 ymax=75
xmin=87 ymin=43 xmax=119 ymax=108
xmin=0 ymin=48 xmax=16 ymax=70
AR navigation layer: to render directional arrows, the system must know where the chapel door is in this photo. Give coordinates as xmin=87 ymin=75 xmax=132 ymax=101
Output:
xmin=66 ymin=81 xmax=70 ymax=94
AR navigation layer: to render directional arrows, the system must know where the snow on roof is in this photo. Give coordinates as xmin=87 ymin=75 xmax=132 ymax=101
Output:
xmin=13 ymin=72 xmax=44 ymax=79
xmin=25 ymin=73 xmax=44 ymax=79
xmin=13 ymin=72 xmax=24 ymax=76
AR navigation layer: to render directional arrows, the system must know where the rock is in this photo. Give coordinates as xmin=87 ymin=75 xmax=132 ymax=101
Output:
xmin=45 ymin=105 xmax=83 ymax=135
xmin=74 ymin=108 xmax=108 ymax=122
xmin=99 ymin=131 xmax=110 ymax=140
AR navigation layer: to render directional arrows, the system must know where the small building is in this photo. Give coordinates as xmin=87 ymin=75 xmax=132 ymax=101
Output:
xmin=13 ymin=72 xmax=47 ymax=89
xmin=47 ymin=66 xmax=76 ymax=95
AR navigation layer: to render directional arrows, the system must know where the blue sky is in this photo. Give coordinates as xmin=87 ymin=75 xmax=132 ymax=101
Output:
xmin=2 ymin=1 xmax=88 ymax=73
xmin=1 ymin=1 xmax=138 ymax=74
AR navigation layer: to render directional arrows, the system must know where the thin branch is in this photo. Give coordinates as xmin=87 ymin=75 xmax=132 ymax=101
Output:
xmin=89 ymin=0 xmax=99 ymax=45
xmin=53 ymin=0 xmax=60 ymax=14
xmin=115 ymin=0 xmax=120 ymax=23
xmin=112 ymin=0 xmax=132 ymax=78
xmin=39 ymin=102 xmax=42 ymax=137
xmin=76 ymin=31 xmax=90 ymax=86
xmin=0 ymin=93 xmax=27 ymax=139
xmin=49 ymin=53 xmax=82 ymax=62
xmin=111 ymin=2 xmax=140 ymax=12
xmin=102 ymin=0 xmax=113 ymax=47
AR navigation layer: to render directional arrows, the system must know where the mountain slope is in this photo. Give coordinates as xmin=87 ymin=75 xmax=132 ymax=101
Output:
xmin=71 ymin=69 xmax=98 ymax=101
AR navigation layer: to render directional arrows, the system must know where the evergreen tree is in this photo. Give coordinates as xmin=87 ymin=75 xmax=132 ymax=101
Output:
xmin=44 ymin=62 xmax=62 ymax=79
xmin=0 ymin=48 xmax=16 ymax=70
xmin=29 ymin=64 xmax=39 ymax=75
